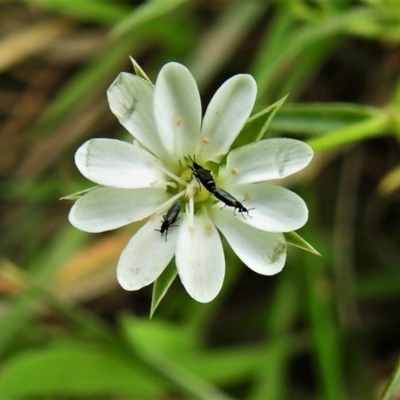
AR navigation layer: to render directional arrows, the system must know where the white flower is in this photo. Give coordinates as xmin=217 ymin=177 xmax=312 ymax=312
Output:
xmin=68 ymin=61 xmax=313 ymax=303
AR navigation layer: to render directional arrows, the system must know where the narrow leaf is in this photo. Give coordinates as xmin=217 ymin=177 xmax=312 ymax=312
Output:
xmin=151 ymin=261 xmax=177 ymax=317
xmin=307 ymin=113 xmax=388 ymax=153
xmin=120 ymin=317 xmax=234 ymax=400
xmin=0 ymin=344 xmax=162 ymax=398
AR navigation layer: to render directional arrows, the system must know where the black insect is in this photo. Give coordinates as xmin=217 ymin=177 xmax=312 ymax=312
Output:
xmin=188 ymin=156 xmax=216 ymax=193
xmin=155 ymin=202 xmax=181 ymax=240
xmin=214 ymin=188 xmax=254 ymax=218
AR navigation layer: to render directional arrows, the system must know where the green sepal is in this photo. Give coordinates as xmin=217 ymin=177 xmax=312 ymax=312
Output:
xmin=285 ymin=231 xmax=321 ymax=256
xmin=150 ymin=260 xmax=178 ymax=318
xmin=60 ymin=185 xmax=99 ymax=200
xmin=231 ymin=94 xmax=289 ymax=150
xmin=130 ymin=56 xmax=153 ymax=84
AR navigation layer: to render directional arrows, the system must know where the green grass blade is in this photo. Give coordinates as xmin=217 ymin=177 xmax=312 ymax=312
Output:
xmin=0 ymin=227 xmax=88 ymax=358
xmin=307 ymin=113 xmax=389 ymax=152
xmin=0 ymin=344 xmax=163 ymax=398
xmin=304 ymin=252 xmax=348 ymax=399
xmin=18 ymin=0 xmax=130 ymax=24
xmin=112 ymin=0 xmax=188 ymax=38
xmin=269 ymin=103 xmax=380 ymax=135
xmin=380 ymin=355 xmax=400 ymax=400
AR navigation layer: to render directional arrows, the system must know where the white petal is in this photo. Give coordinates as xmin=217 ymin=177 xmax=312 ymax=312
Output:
xmin=107 ymin=73 xmax=168 ymax=160
xmin=214 ymin=183 xmax=308 ymax=232
xmin=220 ymin=138 xmax=314 ymax=185
xmin=199 ymin=74 xmax=257 ymax=162
xmin=153 ymin=62 xmax=202 ymax=158
xmin=75 ymin=139 xmax=166 ymax=189
xmin=212 ymin=208 xmax=286 ymax=275
xmin=69 ymin=187 xmax=170 ymax=233
xmin=117 ymin=217 xmax=177 ymax=291
xmin=175 ymin=211 xmax=225 ymax=303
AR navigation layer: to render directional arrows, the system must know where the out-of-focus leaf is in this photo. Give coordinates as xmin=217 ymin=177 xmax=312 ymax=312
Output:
xmin=378 ymin=164 xmax=400 ymax=195
xmin=0 ymin=178 xmax=63 ymax=202
xmin=249 ymin=273 xmax=302 ymax=400
xmin=19 ymin=0 xmax=130 ymax=24
xmin=121 ymin=315 xmax=305 ymax=387
xmin=26 ymin=37 xmax=136 ymax=142
xmin=307 ymin=113 xmax=389 ymax=152
xmin=252 ymin=8 xmax=374 ymax=100
xmin=0 ymin=344 xmax=162 ymax=398
xmin=343 ymin=5 xmax=400 ymax=41
xmin=187 ymin=2 xmax=267 ymax=90
xmin=304 ymin=251 xmax=348 ymax=400
xmin=380 ymin=355 xmax=400 ymax=400
xmin=112 ymin=0 xmax=188 ymax=37
xmin=120 ymin=316 xmax=234 ymax=400
xmin=285 ymin=231 xmax=321 ymax=256
xmin=357 ymin=267 xmax=400 ymax=301
xmin=275 ymin=37 xmax=338 ymax=101
xmin=269 ymin=103 xmax=380 ymax=135
xmin=121 ymin=315 xmax=196 ymax=355
xmin=0 ymin=227 xmax=88 ymax=358
xmin=392 ymin=73 xmax=400 ymax=109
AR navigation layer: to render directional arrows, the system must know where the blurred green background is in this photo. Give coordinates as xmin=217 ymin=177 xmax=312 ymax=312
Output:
xmin=1 ymin=0 xmax=400 ymax=399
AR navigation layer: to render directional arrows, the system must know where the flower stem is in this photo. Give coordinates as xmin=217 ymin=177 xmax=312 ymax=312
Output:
xmin=306 ymin=112 xmax=390 ymax=152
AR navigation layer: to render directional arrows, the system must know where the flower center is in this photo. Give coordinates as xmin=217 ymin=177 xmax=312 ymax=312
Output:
xmin=180 ymin=168 xmax=192 ymax=183
xmin=180 ymin=168 xmax=211 ymax=204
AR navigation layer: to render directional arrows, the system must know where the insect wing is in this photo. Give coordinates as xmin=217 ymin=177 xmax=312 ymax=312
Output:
xmin=188 ymin=157 xmax=216 ymax=193
xmin=155 ymin=202 xmax=181 ymax=240
xmin=165 ymin=202 xmax=181 ymax=225
xmin=214 ymin=188 xmax=237 ymax=207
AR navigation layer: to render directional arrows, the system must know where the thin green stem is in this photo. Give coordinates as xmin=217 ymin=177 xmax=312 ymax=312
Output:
xmin=307 ymin=113 xmax=389 ymax=152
